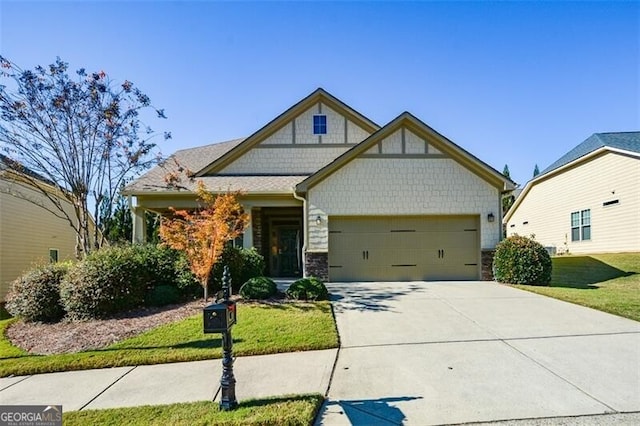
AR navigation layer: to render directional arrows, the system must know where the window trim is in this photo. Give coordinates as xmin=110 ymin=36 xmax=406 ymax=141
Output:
xmin=313 ymin=115 xmax=327 ymax=135
xmin=570 ymin=209 xmax=591 ymax=242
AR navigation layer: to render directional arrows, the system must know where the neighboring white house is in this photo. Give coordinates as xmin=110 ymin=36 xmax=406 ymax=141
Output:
xmin=504 ymin=132 xmax=640 ymax=254
xmin=0 ymin=155 xmax=77 ymax=301
xmin=124 ymin=89 xmax=515 ymax=281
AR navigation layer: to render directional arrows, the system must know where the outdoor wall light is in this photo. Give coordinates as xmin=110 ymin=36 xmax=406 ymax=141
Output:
xmin=487 ymin=213 xmax=495 ymax=223
xmin=316 ymin=216 xmax=322 ymax=225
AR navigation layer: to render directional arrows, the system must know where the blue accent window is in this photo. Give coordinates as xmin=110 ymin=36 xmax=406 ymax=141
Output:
xmin=313 ymin=115 xmax=327 ymax=134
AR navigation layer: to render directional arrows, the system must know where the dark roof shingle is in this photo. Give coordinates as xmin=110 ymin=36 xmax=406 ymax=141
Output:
xmin=540 ymin=132 xmax=640 ymax=176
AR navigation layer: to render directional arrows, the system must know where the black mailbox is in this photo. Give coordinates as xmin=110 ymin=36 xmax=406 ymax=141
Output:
xmin=203 ymin=301 xmax=237 ymax=333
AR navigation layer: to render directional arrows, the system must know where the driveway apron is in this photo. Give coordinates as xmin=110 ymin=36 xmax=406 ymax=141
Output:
xmin=317 ymin=281 xmax=640 ymax=425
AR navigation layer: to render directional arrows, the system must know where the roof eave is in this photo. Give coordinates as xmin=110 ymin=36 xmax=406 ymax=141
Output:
xmin=195 ymin=88 xmax=380 ymax=177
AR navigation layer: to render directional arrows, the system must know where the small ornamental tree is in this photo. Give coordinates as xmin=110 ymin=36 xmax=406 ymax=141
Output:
xmin=159 ymin=181 xmax=249 ymax=300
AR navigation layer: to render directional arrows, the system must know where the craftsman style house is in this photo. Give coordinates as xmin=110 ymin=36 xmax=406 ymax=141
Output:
xmin=505 ymin=132 xmax=640 ymax=254
xmin=125 ymin=89 xmax=515 ymax=281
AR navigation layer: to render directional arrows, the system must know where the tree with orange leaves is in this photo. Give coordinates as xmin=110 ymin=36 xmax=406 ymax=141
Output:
xmin=159 ymin=181 xmax=249 ymax=301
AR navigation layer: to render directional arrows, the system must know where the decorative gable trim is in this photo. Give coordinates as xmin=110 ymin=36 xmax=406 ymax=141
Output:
xmin=196 ymin=88 xmax=379 ymax=176
xmin=296 ymin=112 xmax=515 ymax=193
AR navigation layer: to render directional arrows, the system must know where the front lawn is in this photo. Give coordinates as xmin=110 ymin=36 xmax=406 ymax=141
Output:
xmin=64 ymin=394 xmax=324 ymax=426
xmin=514 ymin=253 xmax=640 ymax=321
xmin=0 ymin=302 xmax=338 ymax=377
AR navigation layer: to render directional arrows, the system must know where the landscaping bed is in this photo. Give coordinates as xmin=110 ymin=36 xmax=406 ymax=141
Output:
xmin=0 ymin=300 xmax=338 ymax=377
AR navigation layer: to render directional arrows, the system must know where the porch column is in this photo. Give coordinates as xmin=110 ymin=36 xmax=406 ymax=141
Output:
xmin=132 ymin=206 xmax=146 ymax=243
xmin=242 ymin=205 xmax=253 ymax=249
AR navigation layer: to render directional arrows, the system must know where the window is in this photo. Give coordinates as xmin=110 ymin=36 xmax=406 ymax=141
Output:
xmin=571 ymin=209 xmax=591 ymax=241
xmin=313 ymin=115 xmax=327 ymax=134
xmin=49 ymin=249 xmax=59 ymax=263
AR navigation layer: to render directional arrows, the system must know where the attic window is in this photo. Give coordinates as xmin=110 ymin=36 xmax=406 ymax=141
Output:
xmin=313 ymin=115 xmax=327 ymax=134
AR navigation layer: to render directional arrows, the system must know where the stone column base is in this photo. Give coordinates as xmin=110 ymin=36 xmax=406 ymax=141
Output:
xmin=481 ymin=250 xmax=495 ymax=281
xmin=305 ymin=252 xmax=328 ymax=281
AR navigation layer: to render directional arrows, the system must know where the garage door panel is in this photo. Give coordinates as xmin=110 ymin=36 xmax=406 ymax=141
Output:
xmin=328 ymin=216 xmax=479 ymax=282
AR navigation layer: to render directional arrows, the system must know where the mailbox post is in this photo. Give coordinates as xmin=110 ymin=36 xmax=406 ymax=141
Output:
xmin=203 ymin=266 xmax=237 ymax=410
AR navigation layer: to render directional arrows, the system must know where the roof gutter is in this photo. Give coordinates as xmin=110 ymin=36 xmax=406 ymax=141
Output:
xmin=291 ymin=187 xmax=308 ymax=278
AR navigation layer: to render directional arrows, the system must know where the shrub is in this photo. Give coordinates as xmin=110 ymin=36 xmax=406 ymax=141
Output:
xmin=173 ymin=254 xmax=201 ymax=298
xmin=239 ymin=277 xmax=278 ymax=300
xmin=212 ymin=246 xmax=265 ymax=293
xmin=286 ymin=277 xmax=329 ymax=301
xmin=5 ymin=262 xmax=70 ymax=322
xmin=131 ymin=244 xmax=200 ymax=299
xmin=145 ymin=285 xmax=181 ymax=307
xmin=493 ymin=235 xmax=552 ymax=285
xmin=60 ymin=246 xmax=148 ymax=320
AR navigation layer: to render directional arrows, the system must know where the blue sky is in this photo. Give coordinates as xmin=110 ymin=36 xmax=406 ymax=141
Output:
xmin=1 ymin=1 xmax=638 ymax=187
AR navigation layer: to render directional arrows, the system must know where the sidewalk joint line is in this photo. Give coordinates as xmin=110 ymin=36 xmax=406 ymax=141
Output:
xmin=0 ymin=375 xmax=32 ymax=392
xmin=78 ymin=366 xmax=137 ymax=411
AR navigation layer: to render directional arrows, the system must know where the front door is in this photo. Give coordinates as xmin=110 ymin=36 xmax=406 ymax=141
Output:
xmin=271 ymin=226 xmax=301 ymax=277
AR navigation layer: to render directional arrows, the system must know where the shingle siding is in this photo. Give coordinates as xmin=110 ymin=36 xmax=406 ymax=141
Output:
xmin=307 ymin=157 xmax=501 ymax=251
xmin=506 ymin=152 xmax=640 ymax=254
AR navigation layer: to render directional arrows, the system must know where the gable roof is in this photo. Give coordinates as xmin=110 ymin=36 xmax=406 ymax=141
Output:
xmin=296 ymin=112 xmax=515 ymax=193
xmin=504 ymin=131 xmax=640 ymax=223
xmin=0 ymin=154 xmax=55 ymax=185
xmin=195 ymin=88 xmax=380 ymax=176
xmin=540 ymin=132 xmax=640 ymax=177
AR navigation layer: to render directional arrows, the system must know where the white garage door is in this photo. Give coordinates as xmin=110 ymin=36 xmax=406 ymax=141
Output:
xmin=328 ymin=216 xmax=479 ymax=281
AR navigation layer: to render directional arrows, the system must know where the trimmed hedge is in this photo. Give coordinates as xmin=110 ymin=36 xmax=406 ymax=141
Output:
xmin=286 ymin=277 xmax=329 ymax=301
xmin=5 ymin=262 xmax=70 ymax=322
xmin=239 ymin=277 xmax=278 ymax=300
xmin=493 ymin=235 xmax=552 ymax=285
xmin=60 ymin=246 xmax=148 ymax=320
xmin=145 ymin=285 xmax=181 ymax=307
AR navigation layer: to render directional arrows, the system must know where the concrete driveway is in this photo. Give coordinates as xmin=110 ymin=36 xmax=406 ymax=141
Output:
xmin=317 ymin=281 xmax=640 ymax=425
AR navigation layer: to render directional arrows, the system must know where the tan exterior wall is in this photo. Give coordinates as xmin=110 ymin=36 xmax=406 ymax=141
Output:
xmin=220 ymin=146 xmax=351 ymax=175
xmin=307 ymin=157 xmax=502 ymax=251
xmin=506 ymin=152 xmax=640 ymax=254
xmin=0 ymin=180 xmax=77 ymax=300
xmin=220 ymin=102 xmax=371 ymax=175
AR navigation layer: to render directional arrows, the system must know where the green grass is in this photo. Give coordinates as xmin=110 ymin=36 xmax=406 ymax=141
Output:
xmin=513 ymin=253 xmax=640 ymax=321
xmin=0 ymin=302 xmax=338 ymax=377
xmin=64 ymin=394 xmax=324 ymax=425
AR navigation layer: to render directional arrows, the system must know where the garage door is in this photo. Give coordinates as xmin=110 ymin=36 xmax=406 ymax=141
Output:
xmin=328 ymin=216 xmax=479 ymax=281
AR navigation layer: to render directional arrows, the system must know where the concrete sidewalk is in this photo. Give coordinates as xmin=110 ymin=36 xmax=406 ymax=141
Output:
xmin=0 ymin=349 xmax=336 ymax=411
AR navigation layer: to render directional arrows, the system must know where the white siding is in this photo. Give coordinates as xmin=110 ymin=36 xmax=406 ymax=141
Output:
xmin=506 ymin=152 xmax=640 ymax=254
xmin=0 ymin=180 xmax=77 ymax=300
xmin=307 ymin=157 xmax=501 ymax=251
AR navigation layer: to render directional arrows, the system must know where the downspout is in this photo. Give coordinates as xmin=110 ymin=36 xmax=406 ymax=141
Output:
xmin=291 ymin=187 xmax=307 ymax=277
xmin=127 ymin=195 xmax=135 ymax=243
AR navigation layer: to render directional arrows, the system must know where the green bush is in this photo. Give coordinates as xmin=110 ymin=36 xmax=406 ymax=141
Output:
xmin=5 ymin=262 xmax=71 ymax=322
xmin=493 ymin=235 xmax=552 ymax=285
xmin=145 ymin=285 xmax=181 ymax=307
xmin=239 ymin=277 xmax=278 ymax=300
xmin=60 ymin=246 xmax=148 ymax=320
xmin=212 ymin=246 xmax=265 ymax=293
xmin=286 ymin=277 xmax=329 ymax=301
xmin=131 ymin=244 xmax=200 ymax=299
